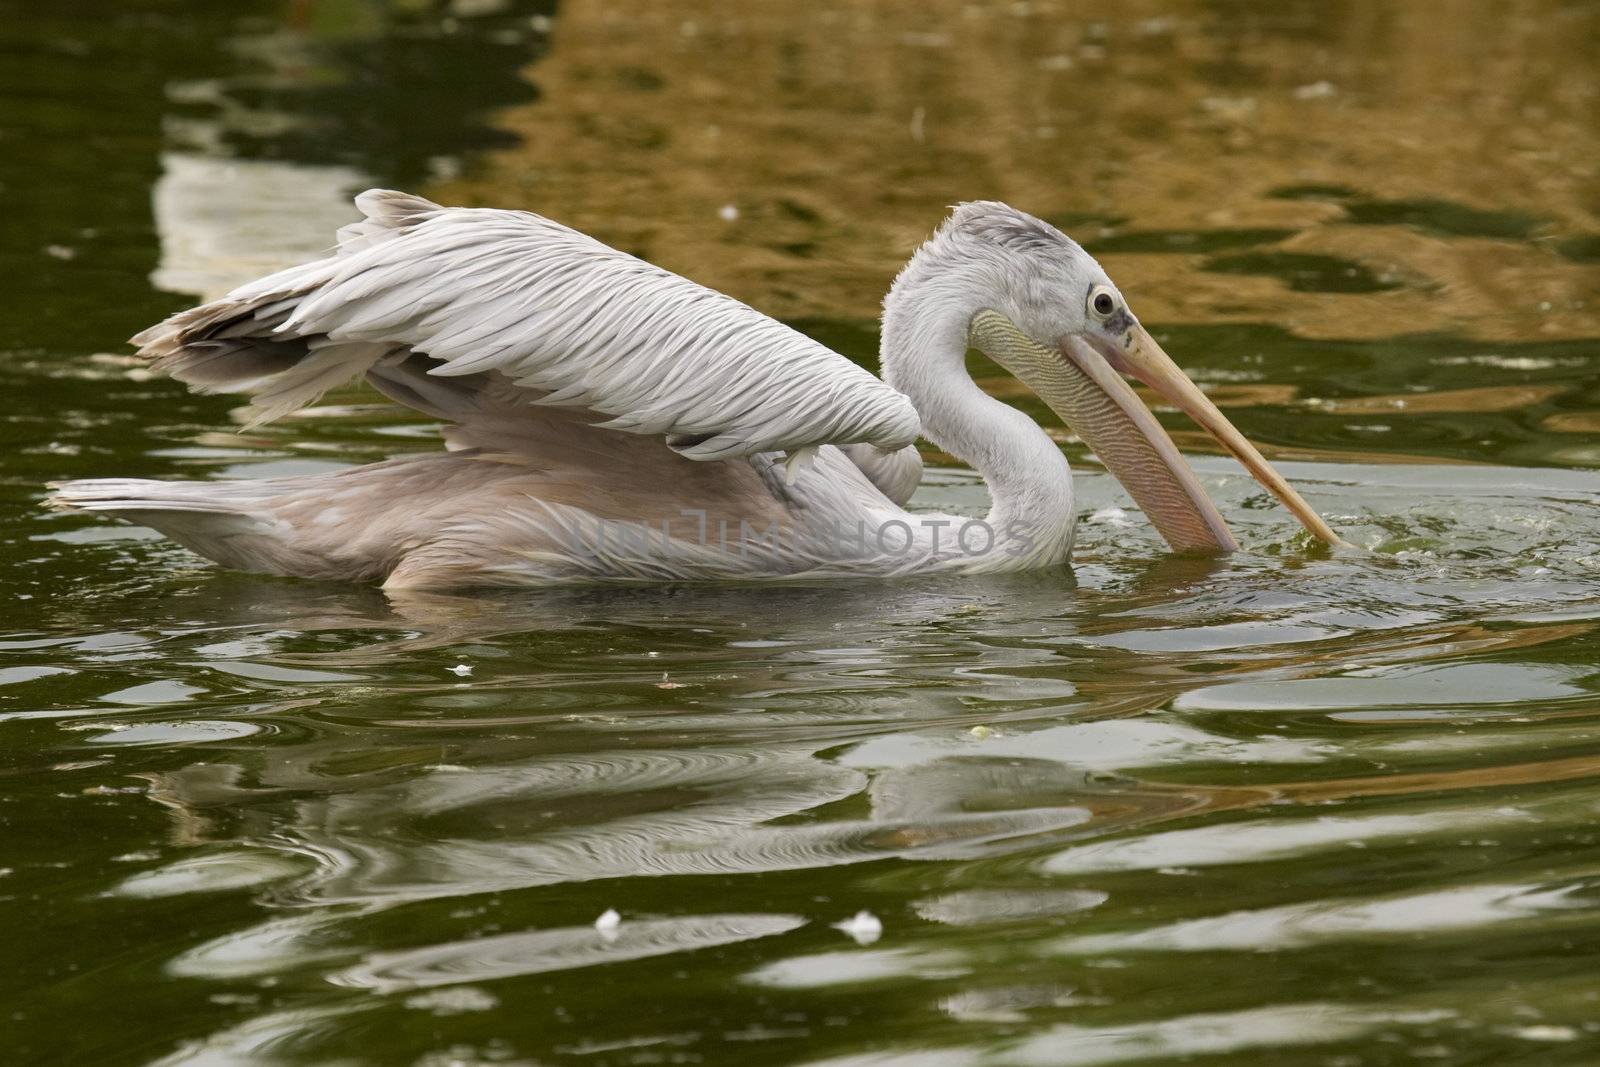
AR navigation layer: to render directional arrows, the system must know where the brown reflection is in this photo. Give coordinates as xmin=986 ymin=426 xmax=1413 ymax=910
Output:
xmin=436 ymin=0 xmax=1599 ymax=342
xmin=1073 ymin=733 xmax=1600 ymax=842
xmin=1542 ymin=411 xmax=1600 ymax=434
xmin=1312 ymin=383 xmax=1569 ymax=415
xmin=1277 ymin=751 xmax=1600 ymax=804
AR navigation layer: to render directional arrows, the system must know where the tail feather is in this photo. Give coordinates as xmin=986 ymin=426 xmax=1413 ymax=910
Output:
xmin=45 ymin=463 xmax=434 ymax=583
xmin=47 ymin=479 xmax=280 ymax=568
xmin=46 ymin=478 xmax=262 ymax=514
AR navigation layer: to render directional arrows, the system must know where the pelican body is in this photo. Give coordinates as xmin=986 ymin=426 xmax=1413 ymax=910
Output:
xmin=49 ymin=192 xmax=1338 ymax=588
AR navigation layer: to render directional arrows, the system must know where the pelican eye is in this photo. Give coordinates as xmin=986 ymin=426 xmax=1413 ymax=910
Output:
xmin=1089 ymin=288 xmax=1117 ymax=318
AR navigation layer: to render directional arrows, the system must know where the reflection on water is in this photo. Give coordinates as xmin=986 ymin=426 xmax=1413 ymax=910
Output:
xmin=3 ymin=0 xmax=1600 ymax=1065
xmin=11 ymin=467 xmax=1600 ymax=1063
xmin=435 ymin=0 xmax=1600 ymax=346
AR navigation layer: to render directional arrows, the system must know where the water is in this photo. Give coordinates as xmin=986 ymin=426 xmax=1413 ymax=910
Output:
xmin=3 ymin=1 xmax=1599 ymax=1063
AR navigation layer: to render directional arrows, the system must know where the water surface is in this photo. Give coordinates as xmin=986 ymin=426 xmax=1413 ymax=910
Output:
xmin=3 ymin=1 xmax=1600 ymax=1064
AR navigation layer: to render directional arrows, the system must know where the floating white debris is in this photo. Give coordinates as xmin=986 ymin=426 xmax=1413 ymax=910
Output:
xmin=448 ymin=664 xmax=473 ymax=677
xmin=968 ymin=725 xmax=993 ymax=739
xmin=1293 ymin=80 xmax=1337 ymax=100
xmin=594 ymin=908 xmax=622 ymax=939
xmin=718 ymin=203 xmax=740 ymax=222
xmin=1088 ymin=506 xmax=1134 ymax=527
xmin=832 ymin=910 xmax=883 ymax=945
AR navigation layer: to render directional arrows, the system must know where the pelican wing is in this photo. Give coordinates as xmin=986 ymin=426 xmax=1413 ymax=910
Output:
xmin=132 ymin=190 xmax=920 ymax=463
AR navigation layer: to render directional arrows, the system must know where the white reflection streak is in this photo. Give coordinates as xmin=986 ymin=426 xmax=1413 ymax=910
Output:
xmin=109 ymin=849 xmax=305 ymax=899
xmin=168 ymin=910 xmax=367 ymax=979
xmin=840 ymin=719 xmax=1334 ymax=774
xmin=1044 ymin=807 xmax=1535 ymax=874
xmin=330 ymin=914 xmax=807 ymax=993
xmin=745 ymin=948 xmax=969 ymax=990
xmin=147 ymin=1002 xmax=369 ymax=1067
xmin=801 ymin=1004 xmax=1449 ymax=1067
xmin=912 ymin=888 xmax=1108 ymax=926
xmin=1002 ymin=1004 xmax=1450 ymax=1067
xmin=1054 ymin=882 xmax=1585 ymax=955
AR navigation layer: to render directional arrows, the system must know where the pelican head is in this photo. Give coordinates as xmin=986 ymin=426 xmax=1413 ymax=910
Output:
xmin=883 ymin=201 xmax=1340 ymax=553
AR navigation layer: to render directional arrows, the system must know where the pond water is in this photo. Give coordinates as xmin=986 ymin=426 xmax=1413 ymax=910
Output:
xmin=3 ymin=1 xmax=1600 ymax=1064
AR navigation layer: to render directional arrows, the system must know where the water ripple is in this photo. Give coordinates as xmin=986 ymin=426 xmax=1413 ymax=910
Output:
xmin=331 ymin=913 xmax=807 ymax=992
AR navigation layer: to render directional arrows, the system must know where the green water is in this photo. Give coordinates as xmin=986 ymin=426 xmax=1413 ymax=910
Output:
xmin=4 ymin=1 xmax=1600 ymax=1064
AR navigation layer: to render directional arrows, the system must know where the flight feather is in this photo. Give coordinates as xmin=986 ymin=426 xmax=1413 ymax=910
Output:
xmin=130 ymin=189 xmax=921 ymax=460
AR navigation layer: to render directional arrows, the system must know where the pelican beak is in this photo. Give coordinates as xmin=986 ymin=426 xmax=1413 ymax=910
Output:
xmin=969 ymin=309 xmax=1342 ymax=554
xmin=1092 ymin=323 xmax=1345 ymax=548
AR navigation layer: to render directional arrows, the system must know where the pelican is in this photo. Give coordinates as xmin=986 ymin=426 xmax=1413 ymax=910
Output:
xmin=49 ymin=191 xmax=1339 ymax=588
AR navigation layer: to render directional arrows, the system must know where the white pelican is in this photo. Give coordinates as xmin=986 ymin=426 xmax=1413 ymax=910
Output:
xmin=49 ymin=191 xmax=1339 ymax=588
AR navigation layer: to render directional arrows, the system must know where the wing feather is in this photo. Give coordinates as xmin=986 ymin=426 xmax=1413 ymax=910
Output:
xmin=134 ymin=189 xmax=920 ymax=458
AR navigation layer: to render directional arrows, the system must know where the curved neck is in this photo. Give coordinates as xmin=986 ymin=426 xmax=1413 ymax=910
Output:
xmin=881 ymin=279 xmax=1077 ymax=565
